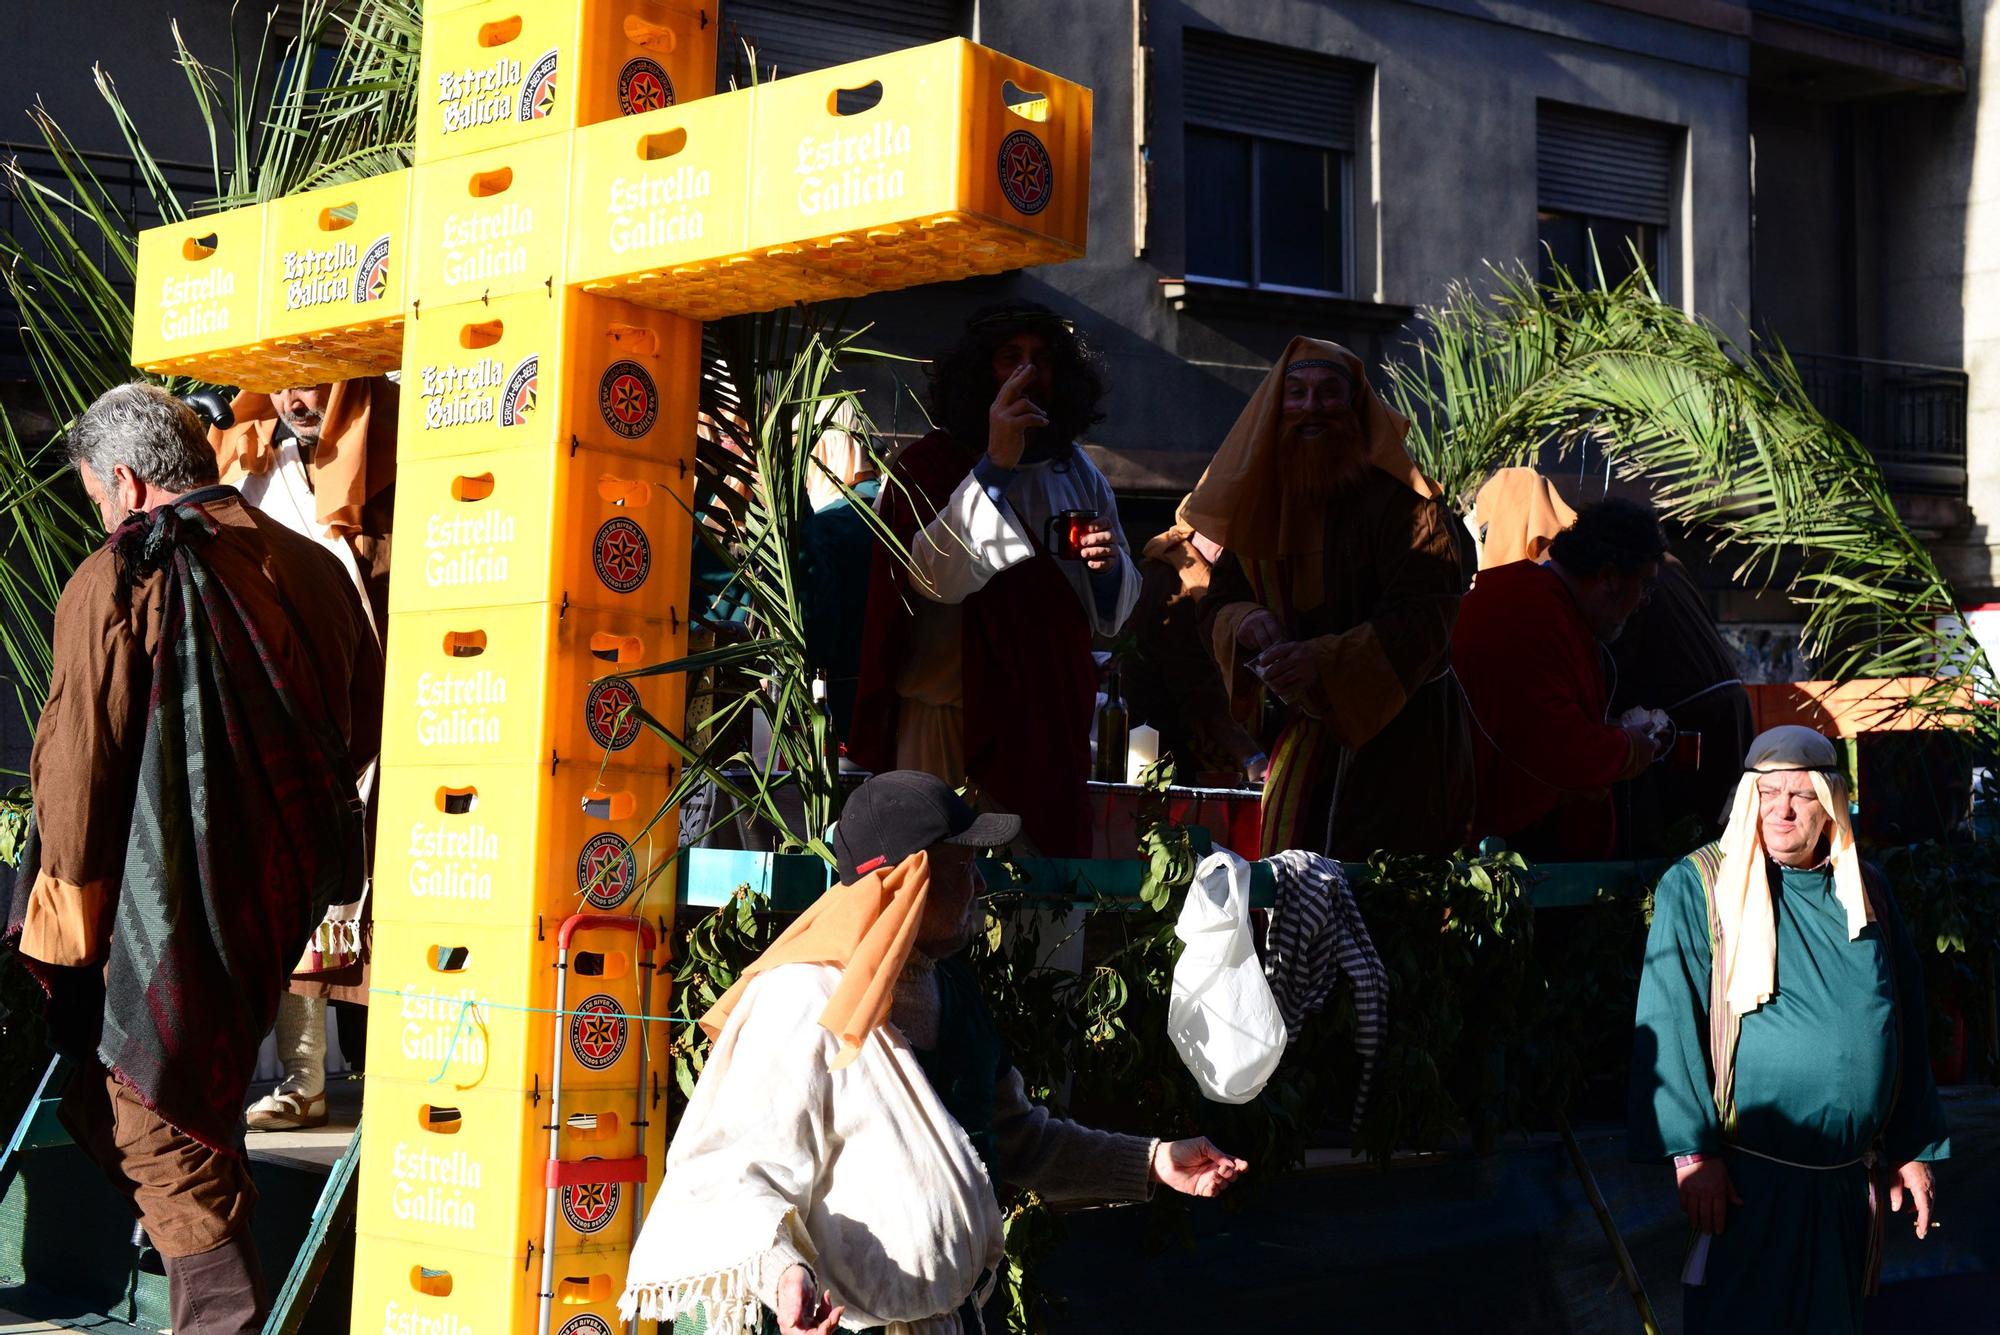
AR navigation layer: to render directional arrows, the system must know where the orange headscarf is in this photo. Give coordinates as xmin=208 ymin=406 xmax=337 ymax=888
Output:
xmin=209 ymin=376 xmax=398 ymax=537
xmin=700 ymin=850 xmax=932 ymax=1069
xmin=1472 ymin=467 xmax=1577 ymax=570
xmin=1182 ymin=337 xmax=1440 ymax=561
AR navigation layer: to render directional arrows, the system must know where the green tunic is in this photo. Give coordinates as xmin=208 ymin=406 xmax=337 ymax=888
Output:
xmin=1629 ymin=856 xmax=1950 ymax=1334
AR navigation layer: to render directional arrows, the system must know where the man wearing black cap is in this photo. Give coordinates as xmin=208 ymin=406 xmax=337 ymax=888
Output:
xmin=850 ymin=305 xmax=1139 ymax=857
xmin=622 ymin=770 xmax=1245 ymax=1334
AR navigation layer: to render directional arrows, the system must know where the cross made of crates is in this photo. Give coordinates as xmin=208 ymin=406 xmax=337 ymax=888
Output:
xmin=127 ymin=3 xmax=1091 ymax=1332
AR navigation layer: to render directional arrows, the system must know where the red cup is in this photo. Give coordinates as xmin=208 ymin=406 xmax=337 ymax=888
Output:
xmin=1045 ymin=508 xmax=1099 ymax=561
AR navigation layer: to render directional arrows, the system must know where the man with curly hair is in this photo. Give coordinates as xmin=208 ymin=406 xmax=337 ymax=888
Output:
xmin=851 ymin=304 xmax=1140 ymax=855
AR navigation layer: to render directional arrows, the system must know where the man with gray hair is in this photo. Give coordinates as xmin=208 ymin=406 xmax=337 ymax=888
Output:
xmin=9 ymin=382 xmax=380 ymax=1333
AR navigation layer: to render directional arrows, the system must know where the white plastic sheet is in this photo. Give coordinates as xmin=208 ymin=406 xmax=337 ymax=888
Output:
xmin=1168 ymin=849 xmax=1288 ymax=1103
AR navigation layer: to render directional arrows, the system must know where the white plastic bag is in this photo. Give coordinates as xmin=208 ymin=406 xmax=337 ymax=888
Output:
xmin=1168 ymin=849 xmax=1288 ymax=1103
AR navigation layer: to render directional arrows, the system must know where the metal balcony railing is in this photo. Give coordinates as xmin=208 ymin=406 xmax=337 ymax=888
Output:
xmin=1793 ymin=351 xmax=1968 ymax=497
xmin=1750 ymin=1 xmax=1962 ymax=56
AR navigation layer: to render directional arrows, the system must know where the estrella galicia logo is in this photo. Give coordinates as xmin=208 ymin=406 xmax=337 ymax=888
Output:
xmin=520 ymin=49 xmax=559 ymax=122
xmin=500 ymin=355 xmax=538 ymax=427
xmin=353 ymin=235 xmax=391 ymax=304
xmin=997 ymin=129 xmax=1054 ymax=216
xmin=558 ymin=1317 xmax=614 ymax=1335
xmin=617 ymin=58 xmax=673 ymax=115
xmin=584 ymin=677 xmax=641 ymax=753
xmin=592 ymin=516 xmax=650 ymax=593
xmin=598 ymin=359 xmax=658 ymax=439
xmin=559 ymin=1157 xmax=621 ymax=1235
xmin=576 ymin=831 xmax=637 ymax=909
xmin=568 ymin=996 xmax=629 ymax=1072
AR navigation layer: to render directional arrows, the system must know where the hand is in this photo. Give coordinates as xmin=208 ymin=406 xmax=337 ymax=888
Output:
xmin=776 ymin=1263 xmax=843 ymax=1335
xmin=1675 ymin=1157 xmax=1742 ymax=1236
xmin=1256 ymin=641 xmax=1318 ymax=706
xmin=1243 ymin=751 xmax=1269 ymax=785
xmin=1151 ymin=1137 xmax=1248 ymax=1198
xmin=986 ymin=362 xmax=1047 ymax=470
xmin=1622 ymin=721 xmax=1662 ymax=769
xmin=1889 ymin=1160 xmax=1935 ymax=1240
xmin=1236 ymin=609 xmax=1285 ymax=654
xmin=1078 ymin=522 xmax=1119 ymax=571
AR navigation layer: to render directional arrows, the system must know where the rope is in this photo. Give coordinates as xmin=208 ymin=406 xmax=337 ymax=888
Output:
xmin=366 ymin=987 xmax=699 ymax=1087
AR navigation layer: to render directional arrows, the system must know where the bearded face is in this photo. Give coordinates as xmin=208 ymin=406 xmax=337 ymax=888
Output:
xmin=1279 ymin=366 xmax=1367 ymax=502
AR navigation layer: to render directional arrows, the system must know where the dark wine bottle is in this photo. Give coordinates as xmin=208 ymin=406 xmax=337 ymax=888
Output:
xmin=1094 ymin=669 xmax=1129 ymax=784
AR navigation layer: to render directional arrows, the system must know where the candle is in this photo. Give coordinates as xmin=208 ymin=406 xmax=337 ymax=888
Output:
xmin=1126 ymin=723 xmax=1160 ymax=785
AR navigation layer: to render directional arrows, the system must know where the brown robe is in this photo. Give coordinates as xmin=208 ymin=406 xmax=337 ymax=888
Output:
xmin=24 ymin=493 xmax=382 ymax=969
xmin=1200 ymin=470 xmax=1475 ymax=858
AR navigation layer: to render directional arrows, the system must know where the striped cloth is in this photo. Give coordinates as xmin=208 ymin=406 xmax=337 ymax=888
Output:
xmin=1263 ymin=850 xmax=1389 ymax=1129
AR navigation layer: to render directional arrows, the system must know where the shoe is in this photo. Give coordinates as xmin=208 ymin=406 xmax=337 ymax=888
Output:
xmin=245 ymin=1089 xmax=328 ymax=1131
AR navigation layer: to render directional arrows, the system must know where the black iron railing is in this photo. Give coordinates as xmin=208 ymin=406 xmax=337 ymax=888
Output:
xmin=1750 ymin=1 xmax=1962 ymax=56
xmin=1793 ymin=351 xmax=1968 ymax=496
xmin=0 ymin=142 xmax=212 ymax=379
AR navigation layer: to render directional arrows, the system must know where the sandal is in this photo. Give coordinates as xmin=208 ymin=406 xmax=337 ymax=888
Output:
xmin=245 ymin=1089 xmax=329 ymax=1131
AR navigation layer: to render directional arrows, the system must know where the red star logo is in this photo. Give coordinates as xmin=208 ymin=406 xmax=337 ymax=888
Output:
xmin=1005 ymin=142 xmax=1048 ymax=205
xmin=590 ymin=682 xmax=636 ymax=745
xmin=599 ymin=528 xmax=643 ymax=584
xmin=629 ymin=72 xmax=664 ymax=112
xmin=610 ymin=374 xmax=650 ymax=425
xmin=583 ymin=844 xmax=628 ymax=901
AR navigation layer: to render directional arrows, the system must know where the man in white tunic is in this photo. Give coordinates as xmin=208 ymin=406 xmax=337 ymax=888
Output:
xmin=851 ymin=305 xmax=1141 ymax=856
xmin=623 ymin=771 xmax=1247 ymax=1334
xmin=210 ymin=378 xmax=396 ymax=1129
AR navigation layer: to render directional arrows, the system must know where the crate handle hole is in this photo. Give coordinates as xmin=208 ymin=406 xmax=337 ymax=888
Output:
xmin=623 ymin=15 xmax=678 ymax=52
xmin=410 ymin=1266 xmax=453 ymax=1297
xmin=429 ymin=945 xmax=471 ymax=973
xmin=830 ymin=81 xmax=883 ymax=117
xmin=572 ymin=950 xmax=631 ymax=980
xmin=606 ymin=323 xmax=661 ymax=357
xmin=565 ymin=1111 xmax=622 ymax=1140
xmin=181 ymin=234 xmax=219 ymax=261
xmin=590 ymin=633 xmax=644 ymax=664
xmin=459 ymin=320 xmax=503 ymax=350
xmin=470 ymin=166 xmax=514 ymax=198
xmin=317 ymin=204 xmax=358 ymax=231
xmin=637 ymin=127 xmax=687 ymax=162
xmin=418 ymin=1104 xmax=463 ymax=1134
xmin=596 ymin=475 xmax=653 ymax=507
xmin=436 ymin=786 xmax=478 ymax=815
xmin=1003 ymin=81 xmax=1051 ymax=123
xmin=477 ymin=17 xmax=522 ymax=47
xmin=556 ymin=1274 xmax=613 ymax=1304
xmin=443 ymin=630 xmax=487 ymax=658
xmin=581 ymin=788 xmax=637 ymax=822
xmin=451 ymin=472 xmax=495 ymax=501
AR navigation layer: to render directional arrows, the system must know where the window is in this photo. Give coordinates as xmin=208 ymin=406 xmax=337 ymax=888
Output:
xmin=720 ymin=1 xmax=968 ymax=84
xmin=1536 ymin=103 xmax=1681 ymax=291
xmin=1182 ymin=30 xmax=1363 ymax=296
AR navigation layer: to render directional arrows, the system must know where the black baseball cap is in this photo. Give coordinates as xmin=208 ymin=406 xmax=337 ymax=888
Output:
xmin=830 ymin=771 xmax=1022 ymax=883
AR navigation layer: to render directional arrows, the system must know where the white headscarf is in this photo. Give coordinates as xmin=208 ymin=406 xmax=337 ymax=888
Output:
xmin=1713 ymin=725 xmax=1872 ymax=1017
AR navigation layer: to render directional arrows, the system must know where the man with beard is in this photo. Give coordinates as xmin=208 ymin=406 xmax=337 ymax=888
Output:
xmin=1190 ymin=339 xmax=1474 ymax=858
xmin=851 ymin=305 xmax=1140 ymax=856
xmin=210 ymin=377 xmax=395 ymax=1128
xmin=1453 ymin=498 xmax=1669 ymax=859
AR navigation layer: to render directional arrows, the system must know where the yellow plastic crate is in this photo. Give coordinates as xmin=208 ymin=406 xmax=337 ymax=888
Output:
xmin=409 ymin=134 xmax=572 ymax=308
xmin=355 ymin=1230 xmax=631 ymax=1335
xmin=398 ymin=288 xmax=700 ymax=462
xmin=728 ymin=39 xmax=1091 ymax=309
xmin=370 ymin=760 xmax=677 ymax=932
xmin=568 ymin=89 xmax=755 ymax=312
xmin=379 ymin=603 xmax=687 ymax=772
xmin=368 ymin=914 xmax=671 ymax=1093
xmin=355 ymin=1076 xmax=662 ymax=1254
xmin=131 ymin=206 xmax=277 ymax=386
xmin=415 ymin=0 xmax=718 ymax=163
xmin=390 ymin=443 xmax=691 ymax=617
xmin=258 ymin=169 xmax=410 ymax=381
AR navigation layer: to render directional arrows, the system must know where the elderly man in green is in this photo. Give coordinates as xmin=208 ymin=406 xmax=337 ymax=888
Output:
xmin=1629 ymin=725 xmax=1947 ymax=1333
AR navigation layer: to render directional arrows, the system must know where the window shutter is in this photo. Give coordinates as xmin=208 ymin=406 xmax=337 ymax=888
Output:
xmin=1182 ymin=29 xmax=1362 ymax=152
xmin=1537 ymin=102 xmax=1679 ymax=226
xmin=719 ymin=1 xmax=967 ymax=81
